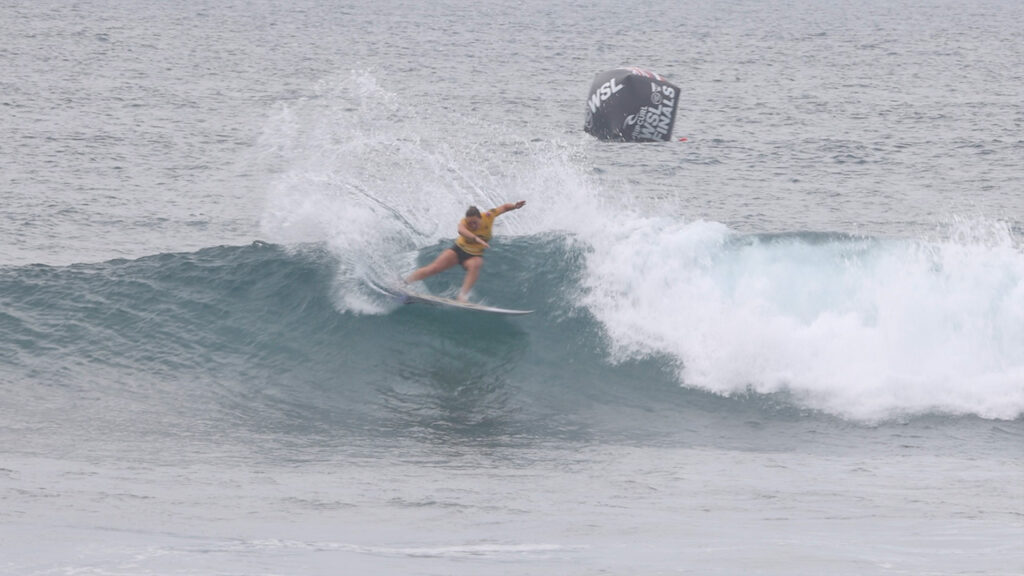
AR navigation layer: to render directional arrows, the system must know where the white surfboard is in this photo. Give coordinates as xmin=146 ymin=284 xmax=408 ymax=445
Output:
xmin=369 ymin=281 xmax=533 ymax=315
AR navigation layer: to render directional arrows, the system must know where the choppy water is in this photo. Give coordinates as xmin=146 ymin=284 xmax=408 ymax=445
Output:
xmin=2 ymin=1 xmax=1022 ymax=575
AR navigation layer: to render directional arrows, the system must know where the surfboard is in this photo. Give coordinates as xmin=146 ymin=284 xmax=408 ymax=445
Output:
xmin=369 ymin=281 xmax=533 ymax=315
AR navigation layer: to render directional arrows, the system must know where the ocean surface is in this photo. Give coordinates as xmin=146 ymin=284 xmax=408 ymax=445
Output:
xmin=2 ymin=1 xmax=1023 ymax=574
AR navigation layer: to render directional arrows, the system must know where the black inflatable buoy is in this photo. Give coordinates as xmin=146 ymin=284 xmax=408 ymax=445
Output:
xmin=584 ymin=68 xmax=679 ymax=142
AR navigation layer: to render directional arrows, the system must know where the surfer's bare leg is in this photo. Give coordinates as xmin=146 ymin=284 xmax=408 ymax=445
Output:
xmin=458 ymin=257 xmax=483 ymax=302
xmin=406 ymin=249 xmax=458 ymax=283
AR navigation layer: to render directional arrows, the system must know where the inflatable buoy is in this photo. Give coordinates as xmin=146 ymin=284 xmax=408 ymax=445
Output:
xmin=584 ymin=68 xmax=680 ymax=142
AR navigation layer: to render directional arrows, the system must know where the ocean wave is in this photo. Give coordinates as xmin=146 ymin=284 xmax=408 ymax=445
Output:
xmin=2 ymin=228 xmax=1022 ymax=426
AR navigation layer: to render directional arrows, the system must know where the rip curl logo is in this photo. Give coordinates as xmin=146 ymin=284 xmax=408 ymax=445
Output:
xmin=623 ymin=106 xmax=649 ymax=133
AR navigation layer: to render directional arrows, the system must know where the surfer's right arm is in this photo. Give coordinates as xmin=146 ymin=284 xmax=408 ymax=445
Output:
xmin=458 ymin=219 xmax=489 ymax=248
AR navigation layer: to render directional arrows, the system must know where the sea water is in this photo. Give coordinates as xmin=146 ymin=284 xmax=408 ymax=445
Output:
xmin=1 ymin=1 xmax=1022 ymax=574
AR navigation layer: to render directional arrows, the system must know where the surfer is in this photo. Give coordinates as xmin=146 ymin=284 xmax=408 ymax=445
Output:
xmin=405 ymin=201 xmax=526 ymax=302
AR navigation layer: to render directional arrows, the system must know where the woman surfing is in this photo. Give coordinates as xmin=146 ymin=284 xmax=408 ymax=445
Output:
xmin=405 ymin=201 xmax=526 ymax=302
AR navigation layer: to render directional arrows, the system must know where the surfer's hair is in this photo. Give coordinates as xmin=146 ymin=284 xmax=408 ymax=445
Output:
xmin=465 ymin=206 xmax=482 ymax=218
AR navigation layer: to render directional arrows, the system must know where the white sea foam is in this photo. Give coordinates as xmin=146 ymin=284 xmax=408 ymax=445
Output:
xmin=579 ymin=216 xmax=1024 ymax=421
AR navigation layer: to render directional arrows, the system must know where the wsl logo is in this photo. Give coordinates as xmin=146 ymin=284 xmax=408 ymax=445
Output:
xmin=588 ymin=77 xmax=624 ymax=114
xmin=584 ymin=68 xmax=679 ymax=142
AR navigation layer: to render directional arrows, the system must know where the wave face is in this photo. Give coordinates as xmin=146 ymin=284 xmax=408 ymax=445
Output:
xmin=2 ymin=227 xmax=1021 ymax=449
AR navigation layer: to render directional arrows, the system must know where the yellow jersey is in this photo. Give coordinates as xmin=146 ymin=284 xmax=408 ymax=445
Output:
xmin=454 ymin=207 xmax=502 ymax=256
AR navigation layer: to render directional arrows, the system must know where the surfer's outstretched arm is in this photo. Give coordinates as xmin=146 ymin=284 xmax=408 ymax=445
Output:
xmin=494 ymin=200 xmax=526 ymax=215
